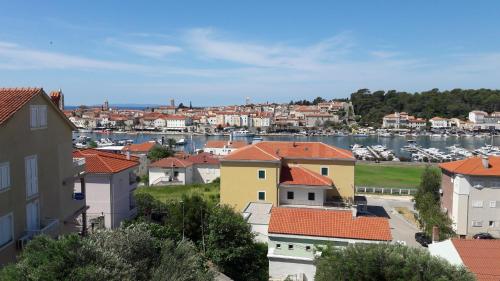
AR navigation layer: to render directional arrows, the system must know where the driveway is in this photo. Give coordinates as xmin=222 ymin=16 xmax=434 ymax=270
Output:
xmin=362 ymin=195 xmax=423 ymax=248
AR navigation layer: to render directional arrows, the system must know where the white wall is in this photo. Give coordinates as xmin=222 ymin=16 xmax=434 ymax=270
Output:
xmin=75 ymin=174 xmax=112 ymax=229
xmin=110 ymin=169 xmax=137 ymax=229
xmin=149 ymin=166 xmax=192 ymax=185
xmin=269 ymin=258 xmax=316 ymax=281
xmin=193 ymin=164 xmax=220 ymax=184
xmin=279 ymin=187 xmax=325 ymax=206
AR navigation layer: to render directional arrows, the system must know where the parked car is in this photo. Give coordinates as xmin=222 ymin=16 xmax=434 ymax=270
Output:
xmin=473 ymin=232 xmax=494 ymax=239
xmin=415 ymin=232 xmax=432 ymax=247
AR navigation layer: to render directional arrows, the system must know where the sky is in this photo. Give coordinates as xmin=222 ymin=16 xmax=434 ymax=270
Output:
xmin=1 ymin=1 xmax=500 ymax=106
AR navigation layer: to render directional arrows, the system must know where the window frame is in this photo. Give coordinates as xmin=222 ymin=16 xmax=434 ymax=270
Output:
xmin=29 ymin=105 xmax=48 ymax=130
xmin=288 ymin=244 xmax=294 ymax=250
xmin=287 ymin=191 xmax=294 ymax=200
xmin=472 ymin=200 xmax=483 ymax=208
xmin=0 ymin=212 xmax=14 ymax=250
xmin=258 ymin=191 xmax=266 ymax=201
xmin=308 ymin=192 xmax=315 ymax=201
xmin=25 ymin=155 xmax=39 ymax=199
xmin=321 ymin=166 xmax=329 ymax=176
xmin=489 ymin=201 xmax=497 ymax=208
xmin=258 ymin=169 xmax=266 ymax=180
xmin=0 ymin=162 xmax=11 ymax=192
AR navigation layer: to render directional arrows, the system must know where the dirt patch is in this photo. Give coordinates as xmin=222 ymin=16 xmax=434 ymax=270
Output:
xmin=394 ymin=206 xmax=420 ymax=227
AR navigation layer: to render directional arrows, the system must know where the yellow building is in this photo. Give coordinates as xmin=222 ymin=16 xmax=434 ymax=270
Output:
xmin=0 ymin=88 xmax=87 ymax=265
xmin=220 ymin=141 xmax=355 ymax=212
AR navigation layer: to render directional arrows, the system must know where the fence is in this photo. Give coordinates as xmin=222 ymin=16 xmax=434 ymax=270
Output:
xmin=356 ymin=186 xmax=417 ymax=196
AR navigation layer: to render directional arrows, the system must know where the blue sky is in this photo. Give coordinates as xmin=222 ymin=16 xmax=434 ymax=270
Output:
xmin=1 ymin=1 xmax=500 ymax=106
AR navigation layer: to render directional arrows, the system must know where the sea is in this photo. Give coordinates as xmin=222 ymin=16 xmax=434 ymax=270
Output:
xmin=73 ymin=132 xmax=499 ymax=159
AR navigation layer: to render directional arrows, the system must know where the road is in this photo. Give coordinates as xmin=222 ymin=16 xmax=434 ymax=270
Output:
xmin=363 ymin=195 xmax=423 ymax=248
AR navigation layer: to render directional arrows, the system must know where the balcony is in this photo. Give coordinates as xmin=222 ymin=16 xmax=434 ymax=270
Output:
xmin=73 ymin=157 xmax=86 ymax=176
xmin=19 ymin=218 xmax=60 ymax=241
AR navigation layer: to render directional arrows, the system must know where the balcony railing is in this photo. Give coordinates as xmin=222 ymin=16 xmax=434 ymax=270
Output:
xmin=24 ymin=218 xmax=60 ymax=239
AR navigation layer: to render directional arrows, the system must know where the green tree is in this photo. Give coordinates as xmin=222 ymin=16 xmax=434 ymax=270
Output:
xmin=315 ymin=244 xmax=474 ymax=281
xmin=88 ymin=140 xmax=98 ymax=148
xmin=148 ymin=146 xmax=174 ymax=161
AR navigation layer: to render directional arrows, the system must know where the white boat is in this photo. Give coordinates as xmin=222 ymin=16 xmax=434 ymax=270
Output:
xmin=96 ymin=138 xmax=114 ymax=147
xmin=176 ymin=138 xmax=187 ymax=145
xmin=232 ymin=130 xmax=255 ymax=137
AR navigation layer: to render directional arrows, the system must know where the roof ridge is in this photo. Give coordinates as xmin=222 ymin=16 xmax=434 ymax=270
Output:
xmin=297 ymin=166 xmax=332 ymax=185
xmin=319 ymin=142 xmax=353 ymax=158
xmin=254 ymin=144 xmax=281 ymax=160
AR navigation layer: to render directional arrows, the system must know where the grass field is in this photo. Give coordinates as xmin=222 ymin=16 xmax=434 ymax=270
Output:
xmin=355 ymin=163 xmax=428 ymax=188
xmin=135 ymin=181 xmax=220 ymax=203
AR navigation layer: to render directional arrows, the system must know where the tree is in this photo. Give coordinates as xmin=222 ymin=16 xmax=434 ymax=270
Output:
xmin=206 ymin=206 xmax=268 ymax=281
xmin=148 ymin=146 xmax=174 ymax=161
xmin=315 ymin=244 xmax=474 ymax=281
xmin=88 ymin=140 xmax=98 ymax=148
xmin=312 ymin=96 xmax=326 ymax=105
xmin=414 ymin=166 xmax=454 ymax=239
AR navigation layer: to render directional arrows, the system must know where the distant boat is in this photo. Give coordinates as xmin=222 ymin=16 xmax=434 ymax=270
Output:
xmin=352 ymin=133 xmax=368 ymax=137
xmin=176 ymin=138 xmax=187 ymax=145
xmin=232 ymin=130 xmax=255 ymax=137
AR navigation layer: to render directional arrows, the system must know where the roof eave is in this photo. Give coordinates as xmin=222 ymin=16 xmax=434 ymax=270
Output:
xmin=283 ymin=157 xmax=355 ymax=162
xmin=220 ymin=159 xmax=282 ymax=164
xmin=279 ymin=184 xmax=332 ymax=189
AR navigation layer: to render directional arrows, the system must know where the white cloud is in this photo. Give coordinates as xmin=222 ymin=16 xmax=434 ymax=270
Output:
xmin=107 ymin=38 xmax=182 ymax=59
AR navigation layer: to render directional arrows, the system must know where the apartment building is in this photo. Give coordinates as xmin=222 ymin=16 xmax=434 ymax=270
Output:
xmin=440 ymin=156 xmax=500 ymax=238
xmin=468 ymin=110 xmax=500 ymax=130
xmin=220 ymin=141 xmax=356 ymax=212
xmin=268 ymin=207 xmax=391 ymax=280
xmin=430 ymin=117 xmax=450 ymax=128
xmin=73 ymin=149 xmax=139 ymax=229
xmin=203 ymin=140 xmax=248 ymax=156
xmin=0 ymin=88 xmax=87 ymax=265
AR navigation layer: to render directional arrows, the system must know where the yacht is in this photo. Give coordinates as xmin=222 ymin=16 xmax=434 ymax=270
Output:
xmin=96 ymin=138 xmax=115 ymax=147
xmin=232 ymin=130 xmax=255 ymax=137
xmin=176 ymin=138 xmax=187 ymax=145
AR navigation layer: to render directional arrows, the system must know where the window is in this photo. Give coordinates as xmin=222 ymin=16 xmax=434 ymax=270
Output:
xmin=472 ymin=220 xmax=483 ymax=227
xmin=308 ymin=192 xmax=315 ymax=201
xmin=490 ymin=201 xmax=497 ymax=208
xmin=321 ymin=167 xmax=329 ymax=176
xmin=25 ymin=155 xmax=38 ymax=198
xmin=0 ymin=213 xmax=13 ymax=248
xmin=472 ymin=200 xmax=483 ymax=208
xmin=26 ymin=200 xmax=40 ymax=231
xmin=276 ymin=244 xmax=281 ymax=249
xmin=258 ymin=191 xmax=266 ymax=201
xmin=30 ymin=105 xmax=47 ymax=129
xmin=287 ymin=191 xmax=294 ymax=200
xmin=0 ymin=162 xmax=10 ymax=191
xmin=129 ymin=190 xmax=136 ymax=210
xmin=258 ymin=170 xmax=266 ymax=179
xmin=489 ymin=221 xmax=496 ymax=227
xmin=305 ymin=246 xmax=311 ymax=251
xmin=288 ymin=244 xmax=294 ymax=250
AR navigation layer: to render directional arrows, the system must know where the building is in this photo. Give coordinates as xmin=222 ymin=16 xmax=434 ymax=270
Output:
xmin=122 ymin=141 xmax=159 ymax=176
xmin=430 ymin=117 xmax=450 ymax=128
xmin=185 ymin=152 xmax=220 ymax=184
xmin=267 ymin=207 xmax=392 ymax=280
xmin=304 ymin=114 xmax=339 ymax=128
xmin=429 ymin=239 xmax=500 ymax=281
xmin=0 ymin=88 xmax=87 ymax=265
xmin=203 ymin=140 xmax=248 ymax=156
xmin=439 ymin=156 xmax=500 ymax=238
xmin=220 ymin=141 xmax=356 ymax=212
xmin=73 ymin=149 xmax=139 ymax=229
xmin=382 ymin=112 xmax=425 ymax=129
xmin=468 ymin=110 xmax=500 ymax=130
xmin=149 ymin=157 xmax=194 ymax=186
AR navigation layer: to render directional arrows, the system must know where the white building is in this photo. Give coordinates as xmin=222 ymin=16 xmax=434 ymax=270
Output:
xmin=73 ymin=149 xmax=139 ymax=229
xmin=468 ymin=110 xmax=500 ymax=130
xmin=203 ymin=140 xmax=248 ymax=156
xmin=149 ymin=157 xmax=193 ymax=186
xmin=185 ymin=152 xmax=220 ymax=184
xmin=430 ymin=117 xmax=450 ymax=128
xmin=165 ymin=115 xmax=191 ymax=130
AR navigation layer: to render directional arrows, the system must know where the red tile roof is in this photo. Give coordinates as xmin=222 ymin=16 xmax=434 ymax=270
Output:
xmin=185 ymin=152 xmax=220 ymax=165
xmin=205 ymin=140 xmax=248 ymax=149
xmin=224 ymin=141 xmax=354 ymax=162
xmin=150 ymin=157 xmax=193 ymax=168
xmin=280 ymin=165 xmax=332 ymax=186
xmin=0 ymin=88 xmax=42 ymax=125
xmin=268 ymin=207 xmax=392 ymax=241
xmin=122 ymin=142 xmax=157 ymax=153
xmin=452 ymin=239 xmax=500 ymax=281
xmin=73 ymin=149 xmax=139 ymax=174
xmin=439 ymin=156 xmax=500 ymax=176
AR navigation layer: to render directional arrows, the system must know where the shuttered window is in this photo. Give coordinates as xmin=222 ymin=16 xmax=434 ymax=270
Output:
xmin=30 ymin=105 xmax=47 ymax=129
xmin=0 ymin=162 xmax=10 ymax=191
xmin=0 ymin=213 xmax=13 ymax=247
xmin=25 ymin=155 xmax=38 ymax=198
xmin=26 ymin=200 xmax=40 ymax=231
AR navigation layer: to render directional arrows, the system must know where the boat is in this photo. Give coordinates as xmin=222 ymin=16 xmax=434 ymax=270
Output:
xmin=176 ymin=138 xmax=187 ymax=145
xmin=232 ymin=130 xmax=255 ymax=137
xmin=96 ymin=138 xmax=115 ymax=147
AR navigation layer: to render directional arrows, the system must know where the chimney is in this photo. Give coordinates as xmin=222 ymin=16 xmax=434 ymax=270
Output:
xmin=432 ymin=225 xmax=440 ymax=243
xmin=351 ymin=206 xmax=357 ymax=218
xmin=481 ymin=156 xmax=489 ymax=169
xmin=126 ymin=151 xmax=131 ymax=160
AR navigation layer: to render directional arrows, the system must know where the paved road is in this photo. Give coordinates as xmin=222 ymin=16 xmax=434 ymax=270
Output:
xmin=363 ymin=195 xmax=423 ymax=248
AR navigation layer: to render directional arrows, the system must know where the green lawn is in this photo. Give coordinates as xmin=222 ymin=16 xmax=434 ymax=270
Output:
xmin=135 ymin=181 xmax=220 ymax=203
xmin=355 ymin=164 xmax=428 ymax=188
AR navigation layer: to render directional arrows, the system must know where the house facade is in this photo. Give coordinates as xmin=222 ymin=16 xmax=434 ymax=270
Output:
xmin=440 ymin=156 xmax=500 ymax=238
xmin=185 ymin=152 xmax=220 ymax=184
xmin=203 ymin=140 xmax=248 ymax=156
xmin=0 ymin=88 xmax=87 ymax=265
xmin=149 ymin=157 xmax=194 ymax=186
xmin=430 ymin=117 xmax=450 ymax=128
xmin=73 ymin=149 xmax=139 ymax=230
xmin=220 ymin=141 xmax=356 ymax=212
xmin=267 ymin=207 xmax=392 ymax=281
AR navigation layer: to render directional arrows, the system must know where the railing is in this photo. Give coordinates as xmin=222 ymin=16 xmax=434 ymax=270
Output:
xmin=356 ymin=186 xmax=417 ymax=196
xmin=151 ymin=176 xmax=183 ymax=186
xmin=24 ymin=218 xmax=60 ymax=238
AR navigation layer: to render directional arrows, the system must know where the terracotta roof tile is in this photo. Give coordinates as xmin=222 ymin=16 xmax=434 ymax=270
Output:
xmin=440 ymin=156 xmax=500 ymax=176
xmin=0 ymin=88 xmax=42 ymax=125
xmin=205 ymin=140 xmax=248 ymax=149
xmin=268 ymin=207 xmax=392 ymax=241
xmin=185 ymin=152 xmax=220 ymax=165
xmin=73 ymin=149 xmax=139 ymax=174
xmin=123 ymin=141 xmax=157 ymax=153
xmin=150 ymin=157 xmax=193 ymax=168
xmin=452 ymin=239 xmax=500 ymax=281
xmin=280 ymin=165 xmax=332 ymax=186
xmin=224 ymin=141 xmax=354 ymax=161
